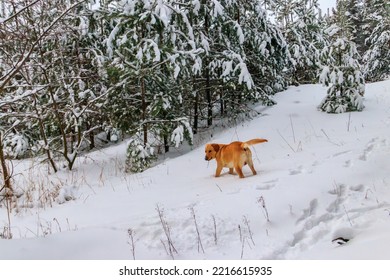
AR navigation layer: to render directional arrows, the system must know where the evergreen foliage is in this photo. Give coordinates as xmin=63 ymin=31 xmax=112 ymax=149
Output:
xmin=318 ymin=0 xmax=366 ymax=114
xmin=1 ymin=0 xmax=389 ymax=173
xmin=319 ymin=32 xmax=365 ymax=113
xmin=126 ymin=134 xmax=156 ymax=173
xmin=272 ymin=0 xmax=328 ymax=84
xmin=362 ymin=0 xmax=390 ymax=82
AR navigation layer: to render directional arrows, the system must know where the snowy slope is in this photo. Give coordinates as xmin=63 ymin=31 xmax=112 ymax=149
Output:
xmin=1 ymin=80 xmax=390 ymax=260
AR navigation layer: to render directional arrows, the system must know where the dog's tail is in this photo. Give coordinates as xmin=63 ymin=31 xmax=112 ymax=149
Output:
xmin=241 ymin=138 xmax=267 ymax=150
xmin=244 ymin=138 xmax=268 ymax=146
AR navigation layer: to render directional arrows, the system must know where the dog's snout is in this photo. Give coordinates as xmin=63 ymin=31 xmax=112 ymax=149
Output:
xmin=205 ymin=156 xmax=209 ymax=161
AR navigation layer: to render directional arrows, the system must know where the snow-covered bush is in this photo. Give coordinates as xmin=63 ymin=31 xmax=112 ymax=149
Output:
xmin=125 ymin=118 xmax=193 ymax=173
xmin=3 ymin=133 xmax=30 ymax=159
xmin=170 ymin=118 xmax=193 ymax=148
xmin=125 ymin=134 xmax=156 ymax=173
xmin=104 ymin=125 xmax=122 ymax=143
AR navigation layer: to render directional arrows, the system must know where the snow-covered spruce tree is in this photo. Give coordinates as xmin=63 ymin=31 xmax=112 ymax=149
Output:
xmin=102 ymin=0 xmax=197 ymax=172
xmin=219 ymin=0 xmax=289 ymax=104
xmin=187 ymin=0 xmax=289 ymax=131
xmin=125 ymin=133 xmax=156 ymax=173
xmin=346 ymin=0 xmax=366 ymax=56
xmin=319 ymin=0 xmax=365 ymax=114
xmin=278 ymin=0 xmax=329 ymax=84
xmin=319 ymin=27 xmax=365 ymax=113
xmin=362 ymin=0 xmax=390 ymax=82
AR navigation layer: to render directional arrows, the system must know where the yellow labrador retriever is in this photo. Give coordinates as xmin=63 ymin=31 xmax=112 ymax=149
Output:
xmin=205 ymin=138 xmax=268 ymax=178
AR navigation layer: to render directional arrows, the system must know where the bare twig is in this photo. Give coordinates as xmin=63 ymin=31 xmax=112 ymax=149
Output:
xmin=127 ymin=228 xmax=136 ymax=260
xmin=290 ymin=114 xmax=296 ymax=143
xmin=53 ymin=218 xmax=61 ymax=232
xmin=343 ymin=205 xmax=353 ymax=227
xmin=156 ymin=204 xmax=177 ymax=259
xmin=211 ymin=215 xmax=218 ymax=245
xmin=257 ymin=196 xmax=270 ymax=222
xmin=160 ymin=239 xmax=169 ymax=256
xmin=189 ymin=206 xmax=204 ymax=253
xmin=347 ymin=112 xmax=351 ymax=132
xmin=1 ymin=0 xmax=41 ymax=24
xmin=238 ymin=224 xmax=243 ymax=243
xmin=243 ymin=216 xmax=255 ymax=246
xmin=240 ymin=236 xmax=246 ymax=259
xmin=0 ymin=0 xmax=88 ymax=90
xmin=321 ymin=129 xmax=341 ymax=146
xmin=277 ymin=129 xmax=296 ymax=153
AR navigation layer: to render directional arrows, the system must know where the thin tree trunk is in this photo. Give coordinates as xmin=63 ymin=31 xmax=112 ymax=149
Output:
xmin=193 ymin=89 xmax=199 ymax=134
xmin=163 ymin=134 xmax=169 ymax=153
xmin=140 ymin=76 xmax=148 ymax=145
xmin=34 ymin=107 xmax=58 ymax=173
xmin=47 ymin=87 xmax=75 ymax=170
xmin=89 ymin=130 xmax=95 ymax=150
xmin=204 ymin=2 xmax=212 ymax=127
xmin=220 ymin=90 xmax=224 ymax=117
xmin=0 ymin=134 xmax=12 ymax=195
xmin=206 ymin=73 xmax=212 ymax=127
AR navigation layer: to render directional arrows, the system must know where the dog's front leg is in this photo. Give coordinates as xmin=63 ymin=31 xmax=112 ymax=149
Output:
xmin=215 ymin=164 xmax=223 ymax=177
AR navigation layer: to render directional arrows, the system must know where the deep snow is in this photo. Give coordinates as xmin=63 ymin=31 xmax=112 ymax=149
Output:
xmin=1 ymin=80 xmax=390 ymax=260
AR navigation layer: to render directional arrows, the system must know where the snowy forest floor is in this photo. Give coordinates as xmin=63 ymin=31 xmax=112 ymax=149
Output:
xmin=1 ymin=80 xmax=390 ymax=259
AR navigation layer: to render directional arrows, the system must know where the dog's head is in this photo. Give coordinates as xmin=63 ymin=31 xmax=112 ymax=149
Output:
xmin=204 ymin=143 xmax=220 ymax=161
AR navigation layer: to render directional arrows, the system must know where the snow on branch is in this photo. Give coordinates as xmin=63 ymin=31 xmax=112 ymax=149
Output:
xmin=0 ymin=0 xmax=41 ymax=24
xmin=0 ymin=0 xmax=88 ymax=91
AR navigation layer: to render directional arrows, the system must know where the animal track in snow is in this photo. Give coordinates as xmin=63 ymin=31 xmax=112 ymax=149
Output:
xmin=359 ymin=144 xmax=375 ymax=161
xmin=358 ymin=137 xmax=385 ymax=161
xmin=284 ymin=182 xmax=383 ymax=257
xmin=344 ymin=160 xmax=353 ymax=167
xmin=349 ymin=184 xmax=365 ymax=192
xmin=289 ymin=165 xmax=311 ymax=175
xmin=296 ymin=199 xmax=318 ymax=224
xmin=257 ymin=179 xmax=279 ymax=190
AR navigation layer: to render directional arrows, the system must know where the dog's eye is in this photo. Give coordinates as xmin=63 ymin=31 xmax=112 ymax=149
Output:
xmin=208 ymin=150 xmax=212 ymax=153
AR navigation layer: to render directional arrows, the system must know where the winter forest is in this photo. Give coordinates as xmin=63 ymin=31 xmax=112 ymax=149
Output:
xmin=0 ymin=0 xmax=389 ymax=200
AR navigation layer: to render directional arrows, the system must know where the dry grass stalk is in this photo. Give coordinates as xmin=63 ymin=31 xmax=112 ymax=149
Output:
xmin=156 ymin=204 xmax=177 ymax=259
xmin=189 ymin=206 xmax=204 ymax=253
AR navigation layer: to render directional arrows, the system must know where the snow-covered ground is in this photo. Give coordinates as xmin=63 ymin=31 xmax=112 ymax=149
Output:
xmin=1 ymin=80 xmax=390 ymax=260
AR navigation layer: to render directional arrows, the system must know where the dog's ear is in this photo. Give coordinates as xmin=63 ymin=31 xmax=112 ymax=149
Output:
xmin=211 ymin=144 xmax=220 ymax=153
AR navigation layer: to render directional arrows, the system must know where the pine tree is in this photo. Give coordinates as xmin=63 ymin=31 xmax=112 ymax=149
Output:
xmin=238 ymin=0 xmax=289 ymax=99
xmin=319 ymin=30 xmax=365 ymax=113
xmin=279 ymin=0 xmax=328 ymax=84
xmin=196 ymin=0 xmax=289 ymax=123
xmin=102 ymin=0 xmax=197 ymax=171
xmin=318 ymin=0 xmax=365 ymax=114
xmin=346 ymin=0 xmax=365 ymax=55
xmin=362 ymin=0 xmax=390 ymax=82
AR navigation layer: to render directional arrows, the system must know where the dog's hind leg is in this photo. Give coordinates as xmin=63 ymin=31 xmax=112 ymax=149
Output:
xmin=235 ymin=165 xmax=245 ymax=178
xmin=229 ymin=168 xmax=234 ymax=175
xmin=248 ymin=158 xmax=257 ymax=175
xmin=245 ymin=148 xmax=257 ymax=176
